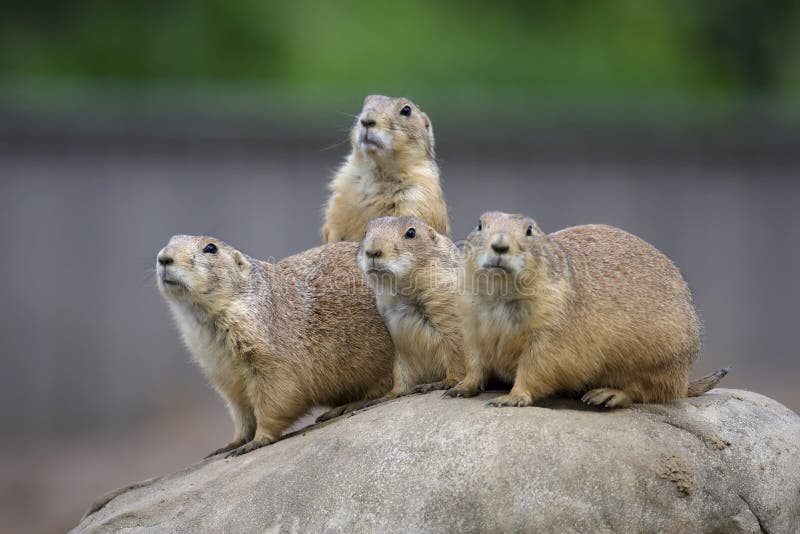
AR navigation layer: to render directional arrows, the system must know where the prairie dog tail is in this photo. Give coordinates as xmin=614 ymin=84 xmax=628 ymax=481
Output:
xmin=687 ymin=368 xmax=729 ymax=397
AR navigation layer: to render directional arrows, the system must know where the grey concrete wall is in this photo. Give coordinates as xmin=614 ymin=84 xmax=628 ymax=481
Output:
xmin=0 ymin=122 xmax=798 ymax=531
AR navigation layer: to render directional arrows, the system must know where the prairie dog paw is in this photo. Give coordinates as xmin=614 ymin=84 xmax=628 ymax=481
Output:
xmin=316 ymin=399 xmax=375 ymax=422
xmin=415 ymin=379 xmax=458 ymax=394
xmin=581 ymin=388 xmax=632 ymax=408
xmin=442 ymin=381 xmax=482 ymax=398
xmin=205 ymin=438 xmax=248 ymax=458
xmin=486 ymin=391 xmax=534 ymax=407
xmin=225 ymin=437 xmax=275 ymax=458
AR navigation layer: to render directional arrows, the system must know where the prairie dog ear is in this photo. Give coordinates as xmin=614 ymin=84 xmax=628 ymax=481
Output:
xmin=420 ymin=112 xmax=436 ymax=158
xmin=427 ymin=226 xmax=438 ymax=241
xmin=421 ymin=111 xmax=431 ymax=129
xmin=234 ymin=251 xmax=252 ymax=276
xmin=421 ymin=111 xmax=434 ymax=135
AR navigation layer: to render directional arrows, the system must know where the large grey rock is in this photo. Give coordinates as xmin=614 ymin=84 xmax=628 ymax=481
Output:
xmin=74 ymin=389 xmax=800 ymax=533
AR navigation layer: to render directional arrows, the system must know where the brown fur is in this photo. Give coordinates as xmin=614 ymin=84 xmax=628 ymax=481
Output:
xmin=322 ymin=95 xmax=450 ymax=242
xmin=445 ymin=211 xmax=726 ymax=408
xmin=156 ymin=235 xmax=393 ymax=456
xmin=319 ymin=217 xmax=465 ymax=421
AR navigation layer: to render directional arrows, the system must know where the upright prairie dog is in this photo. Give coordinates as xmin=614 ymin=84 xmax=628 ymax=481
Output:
xmin=445 ymin=211 xmax=727 ymax=408
xmin=156 ymin=235 xmax=393 ymax=456
xmin=322 ymin=95 xmax=450 ymax=243
xmin=318 ymin=216 xmax=465 ymax=421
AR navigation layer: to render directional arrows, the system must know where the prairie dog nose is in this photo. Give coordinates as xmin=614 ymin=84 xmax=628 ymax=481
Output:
xmin=490 ymin=235 xmax=510 ymax=255
xmin=157 ymin=249 xmax=174 ymax=266
xmin=365 ymin=248 xmax=382 ymax=259
xmin=360 ymin=114 xmax=376 ymax=128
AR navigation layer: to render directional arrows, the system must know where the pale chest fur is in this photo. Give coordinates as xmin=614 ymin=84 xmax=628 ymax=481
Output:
xmin=468 ymin=297 xmax=535 ymax=381
xmin=341 ymin=156 xmax=439 ymax=211
xmin=350 ymin=173 xmax=414 ymax=213
xmin=376 ymin=293 xmax=448 ymax=383
xmin=168 ymin=302 xmax=250 ymax=390
xmin=326 ymin=156 xmax=447 ymax=240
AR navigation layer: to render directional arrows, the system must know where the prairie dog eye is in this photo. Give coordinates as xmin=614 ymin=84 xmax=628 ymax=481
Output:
xmin=477 ymin=221 xmax=483 ymax=231
xmin=526 ymin=226 xmax=534 ymax=237
xmin=400 ymin=105 xmax=412 ymax=116
xmin=203 ymin=243 xmax=218 ymax=254
xmin=405 ymin=227 xmax=416 ymax=239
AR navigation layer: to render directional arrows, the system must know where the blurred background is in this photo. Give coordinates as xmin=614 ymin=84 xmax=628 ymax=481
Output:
xmin=1 ymin=1 xmax=799 ymax=531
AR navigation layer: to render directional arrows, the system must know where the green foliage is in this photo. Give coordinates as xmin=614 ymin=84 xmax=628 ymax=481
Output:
xmin=1 ymin=0 xmax=797 ymax=123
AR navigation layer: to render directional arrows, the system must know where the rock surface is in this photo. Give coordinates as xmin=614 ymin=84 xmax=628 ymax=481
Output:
xmin=74 ymin=389 xmax=800 ymax=533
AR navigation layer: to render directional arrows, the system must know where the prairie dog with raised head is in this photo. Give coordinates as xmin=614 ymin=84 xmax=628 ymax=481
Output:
xmin=445 ymin=211 xmax=727 ymax=408
xmin=157 ymin=236 xmax=393 ymax=456
xmin=322 ymin=95 xmax=450 ymax=242
xmin=318 ymin=216 xmax=465 ymax=421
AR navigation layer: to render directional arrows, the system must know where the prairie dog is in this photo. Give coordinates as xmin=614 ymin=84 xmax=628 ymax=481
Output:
xmin=156 ymin=236 xmax=393 ymax=456
xmin=318 ymin=217 xmax=465 ymax=421
xmin=445 ymin=211 xmax=726 ymax=408
xmin=322 ymin=95 xmax=450 ymax=242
